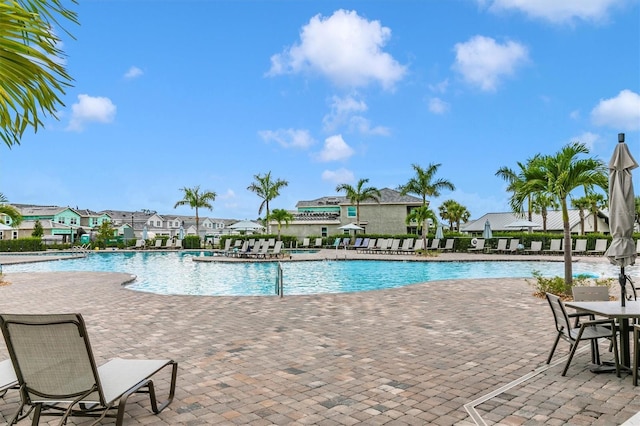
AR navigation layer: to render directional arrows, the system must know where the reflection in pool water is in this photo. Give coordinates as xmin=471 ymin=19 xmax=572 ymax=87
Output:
xmin=3 ymin=251 xmax=627 ymax=296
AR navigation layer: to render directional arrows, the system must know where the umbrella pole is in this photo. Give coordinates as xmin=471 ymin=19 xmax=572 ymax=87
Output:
xmin=620 ymin=267 xmax=626 ymax=307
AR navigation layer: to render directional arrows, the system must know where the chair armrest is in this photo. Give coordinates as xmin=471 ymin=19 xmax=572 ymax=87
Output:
xmin=581 ymin=318 xmax=616 ymax=328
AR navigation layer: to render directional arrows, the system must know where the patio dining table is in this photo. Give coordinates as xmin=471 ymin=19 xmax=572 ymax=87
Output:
xmin=565 ymin=300 xmax=640 ymax=369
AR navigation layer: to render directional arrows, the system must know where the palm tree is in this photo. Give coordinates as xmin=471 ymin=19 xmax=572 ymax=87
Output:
xmin=335 ymin=178 xmax=381 ymax=227
xmin=522 ymin=143 xmax=607 ymax=290
xmin=174 ymin=186 xmax=216 ymax=239
xmin=0 ymin=193 xmax=23 ymax=226
xmin=495 ymin=157 xmax=541 ymax=221
xmin=1 ymin=0 xmax=78 ymax=148
xmin=406 ymin=206 xmax=436 ymax=249
xmin=438 ymin=199 xmax=470 ymax=232
xmin=531 ymin=192 xmax=558 ymax=232
xmin=269 ymin=209 xmax=293 ymax=240
xmin=399 ymin=163 xmax=455 ymax=243
xmin=247 ymin=172 xmax=288 ymax=233
xmin=571 ymin=196 xmax=590 ymax=235
xmin=584 ymin=191 xmax=607 ymax=233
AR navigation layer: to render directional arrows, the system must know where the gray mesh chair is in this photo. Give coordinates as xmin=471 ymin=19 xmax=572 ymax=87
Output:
xmin=545 ymin=293 xmax=620 ymax=376
xmin=0 ymin=359 xmax=18 ymax=397
xmin=0 ymin=313 xmax=177 ymax=425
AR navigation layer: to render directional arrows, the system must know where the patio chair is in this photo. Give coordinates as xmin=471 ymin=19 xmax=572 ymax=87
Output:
xmin=300 ymin=238 xmax=310 ymax=248
xmin=573 ymin=239 xmax=587 ymax=255
xmin=488 ymin=238 xmax=507 ymax=254
xmin=268 ymin=241 xmax=283 ymax=258
xmin=387 ymin=239 xmax=401 ymax=254
xmin=634 ymin=324 xmax=640 ymax=385
xmin=545 ymin=293 xmax=620 ymax=376
xmin=152 ymin=239 xmax=163 ymax=249
xmin=467 ymin=238 xmax=485 ymax=253
xmin=587 ymin=239 xmax=608 ymax=255
xmin=524 ymin=241 xmax=542 ymax=254
xmin=412 ymin=238 xmax=424 ymax=252
xmin=399 ymin=238 xmax=414 ymax=253
xmin=0 ymin=359 xmax=18 ymax=398
xmin=441 ymin=239 xmax=454 ymax=252
xmin=427 ymin=238 xmax=440 ymax=251
xmin=543 ymin=239 xmax=562 ymax=255
xmin=505 ymin=238 xmax=520 ymax=253
xmin=313 ymin=238 xmax=323 ymax=248
xmin=0 ymin=313 xmax=177 ymax=426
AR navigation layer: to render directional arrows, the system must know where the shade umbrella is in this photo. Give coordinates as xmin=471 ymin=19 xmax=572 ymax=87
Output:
xmin=482 ymin=220 xmax=493 ymax=239
xmin=506 ymin=219 xmax=541 ymax=233
xmin=178 ymin=226 xmax=185 ymax=240
xmin=435 ymin=223 xmax=444 ymax=240
xmin=338 ymin=223 xmax=364 ymax=231
xmin=142 ymin=226 xmax=148 ymax=241
xmin=604 ymin=133 xmax=638 ymax=306
xmin=228 ymin=220 xmax=265 ymax=232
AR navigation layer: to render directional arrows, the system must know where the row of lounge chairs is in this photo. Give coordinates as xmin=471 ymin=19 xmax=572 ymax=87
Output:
xmin=131 ymin=239 xmax=182 ymax=250
xmin=468 ymin=238 xmax=622 ymax=255
xmin=218 ymin=238 xmax=285 ymax=258
xmin=326 ymin=237 xmax=455 ymax=254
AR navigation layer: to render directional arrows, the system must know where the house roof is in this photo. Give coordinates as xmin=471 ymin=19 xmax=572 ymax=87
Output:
xmin=460 ymin=210 xmax=587 ymax=233
xmin=17 ymin=205 xmax=77 ymax=217
xmin=296 ymin=187 xmax=422 ymax=208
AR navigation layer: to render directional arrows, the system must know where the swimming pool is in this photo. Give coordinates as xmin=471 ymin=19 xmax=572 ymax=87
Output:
xmin=2 ymin=251 xmax=627 ymax=296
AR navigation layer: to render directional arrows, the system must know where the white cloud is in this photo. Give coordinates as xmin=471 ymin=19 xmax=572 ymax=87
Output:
xmin=428 ymin=97 xmax=450 ymax=114
xmin=428 ymin=79 xmax=449 ymax=94
xmin=124 ymin=66 xmax=143 ymax=79
xmin=66 ymin=94 xmax=116 ymax=132
xmin=258 ymin=128 xmax=315 ymax=149
xmin=479 ymin=0 xmax=623 ymax=24
xmin=267 ymin=9 xmax=407 ymax=90
xmin=322 ymin=168 xmax=355 ymax=184
xmin=218 ymin=189 xmax=236 ymax=200
xmin=590 ymin=89 xmax=640 ymax=131
xmin=569 ymin=110 xmax=581 ymax=120
xmin=317 ymin=134 xmax=355 ymax=162
xmin=452 ymin=35 xmax=529 ymax=92
xmin=323 ymin=95 xmax=389 ymax=135
xmin=572 ymin=131 xmax=600 ymax=150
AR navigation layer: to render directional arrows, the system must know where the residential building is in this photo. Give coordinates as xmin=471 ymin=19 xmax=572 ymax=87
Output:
xmin=461 ymin=210 xmax=610 ymax=235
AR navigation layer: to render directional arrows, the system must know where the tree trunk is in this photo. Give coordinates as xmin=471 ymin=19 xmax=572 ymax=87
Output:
xmin=561 ymin=198 xmax=573 ymax=293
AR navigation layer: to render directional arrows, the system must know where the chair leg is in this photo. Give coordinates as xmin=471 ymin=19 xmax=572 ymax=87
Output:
xmin=634 ymin=326 xmax=639 ymax=385
xmin=563 ymin=340 xmax=581 ymax=376
xmin=547 ymin=333 xmax=562 ymax=364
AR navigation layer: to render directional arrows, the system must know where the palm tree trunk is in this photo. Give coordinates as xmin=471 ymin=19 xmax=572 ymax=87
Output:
xmin=561 ymin=198 xmax=573 ymax=292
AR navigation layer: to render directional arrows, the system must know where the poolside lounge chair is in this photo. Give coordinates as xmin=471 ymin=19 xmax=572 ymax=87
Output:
xmin=587 ymin=239 xmax=608 ymax=255
xmin=251 ymin=241 xmax=270 ymax=258
xmin=268 ymin=241 xmax=283 ymax=258
xmin=329 ymin=238 xmax=341 ymax=249
xmin=441 ymin=239 xmax=454 ymax=252
xmin=132 ymin=239 xmax=145 ymax=249
xmin=0 ymin=359 xmax=18 ymax=398
xmin=489 ymin=238 xmax=507 ymax=254
xmin=543 ymin=239 xmax=562 ymax=255
xmin=573 ymin=239 xmax=587 ymax=255
xmin=545 ymin=293 xmax=619 ymax=376
xmin=524 ymin=241 xmax=542 ymax=254
xmin=412 ymin=238 xmax=424 ymax=252
xmin=173 ymin=239 xmax=182 ymax=249
xmin=351 ymin=237 xmax=363 ymax=250
xmin=387 ymin=239 xmax=401 ymax=254
xmin=300 ymin=238 xmax=310 ymax=248
xmin=268 ymin=238 xmax=276 ymax=248
xmin=399 ymin=238 xmax=414 ymax=253
xmin=467 ymin=238 xmax=485 ymax=253
xmin=219 ymin=238 xmax=232 ymax=255
xmin=505 ymin=238 xmax=520 ymax=254
xmin=356 ymin=237 xmax=369 ymax=251
xmin=427 ymin=238 xmax=440 ymax=251
xmin=359 ymin=238 xmax=376 ymax=253
xmin=0 ymin=313 xmax=178 ymax=426
xmin=152 ymin=239 xmax=163 ymax=249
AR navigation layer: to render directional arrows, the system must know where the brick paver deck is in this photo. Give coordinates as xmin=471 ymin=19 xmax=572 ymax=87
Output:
xmin=0 ymin=250 xmax=638 ymax=425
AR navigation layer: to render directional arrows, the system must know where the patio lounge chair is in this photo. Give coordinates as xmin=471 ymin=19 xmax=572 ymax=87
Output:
xmin=573 ymin=239 xmax=587 ymax=255
xmin=268 ymin=241 xmax=283 ymax=258
xmin=441 ymin=239 xmax=454 ymax=252
xmin=524 ymin=241 xmax=542 ymax=254
xmin=545 ymin=293 xmax=619 ymax=376
xmin=0 ymin=313 xmax=178 ymax=426
xmin=488 ymin=238 xmax=507 ymax=254
xmin=0 ymin=359 xmax=18 ymax=398
xmin=300 ymin=238 xmax=310 ymax=248
xmin=152 ymin=239 xmax=163 ymax=249
xmin=399 ymin=238 xmax=414 ymax=253
xmin=467 ymin=238 xmax=485 ymax=253
xmin=132 ymin=239 xmax=145 ymax=249
xmin=587 ymin=239 xmax=608 ymax=255
xmin=427 ymin=238 xmax=440 ymax=251
xmin=313 ymin=238 xmax=323 ymax=248
xmin=543 ymin=239 xmax=562 ymax=255
xmin=505 ymin=238 xmax=520 ymax=253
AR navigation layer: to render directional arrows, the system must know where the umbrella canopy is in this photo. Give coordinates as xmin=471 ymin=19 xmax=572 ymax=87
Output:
xmin=338 ymin=223 xmax=364 ymax=231
xmin=435 ymin=223 xmax=444 ymax=239
xmin=505 ymin=219 xmax=541 ymax=228
xmin=178 ymin=226 xmax=185 ymax=240
xmin=228 ymin=220 xmax=265 ymax=231
xmin=483 ymin=220 xmax=493 ymax=239
xmin=142 ymin=226 xmax=148 ymax=240
xmin=604 ymin=134 xmax=638 ymax=305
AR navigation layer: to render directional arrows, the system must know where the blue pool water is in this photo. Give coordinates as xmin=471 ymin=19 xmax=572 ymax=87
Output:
xmin=3 ymin=251 xmax=625 ymax=296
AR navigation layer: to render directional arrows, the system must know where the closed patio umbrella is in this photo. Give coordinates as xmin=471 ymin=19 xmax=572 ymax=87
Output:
xmin=604 ymin=133 xmax=638 ymax=306
xmin=435 ymin=223 xmax=444 ymax=240
xmin=482 ymin=220 xmax=492 ymax=239
xmin=142 ymin=226 xmax=148 ymax=241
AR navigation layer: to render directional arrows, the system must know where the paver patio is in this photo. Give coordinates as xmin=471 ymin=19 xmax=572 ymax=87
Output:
xmin=0 ymin=251 xmax=638 ymax=425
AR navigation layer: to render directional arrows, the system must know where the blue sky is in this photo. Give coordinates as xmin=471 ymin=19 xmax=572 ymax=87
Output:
xmin=3 ymin=0 xmax=639 ymax=221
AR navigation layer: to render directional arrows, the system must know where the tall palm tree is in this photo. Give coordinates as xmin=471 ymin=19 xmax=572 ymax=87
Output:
xmin=495 ymin=157 xmax=541 ymax=221
xmin=247 ymin=171 xmax=288 ymax=233
xmin=522 ymin=143 xmax=607 ymax=290
xmin=584 ymin=191 xmax=607 ymax=233
xmin=399 ymin=163 xmax=455 ymax=241
xmin=174 ymin=186 xmax=216 ymax=239
xmin=438 ymin=199 xmax=470 ymax=232
xmin=1 ymin=0 xmax=78 ymax=148
xmin=571 ymin=196 xmax=590 ymax=235
xmin=269 ymin=209 xmax=293 ymax=240
xmin=405 ymin=205 xmax=436 ymax=249
xmin=0 ymin=193 xmax=23 ymax=226
xmin=335 ymin=178 xmax=381 ymax=227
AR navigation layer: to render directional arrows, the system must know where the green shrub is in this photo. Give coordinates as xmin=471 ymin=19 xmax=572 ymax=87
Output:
xmin=528 ymin=270 xmax=614 ymax=299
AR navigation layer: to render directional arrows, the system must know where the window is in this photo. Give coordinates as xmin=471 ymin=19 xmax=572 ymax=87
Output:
xmin=70 ymin=218 xmax=77 ymax=225
xmin=156 ymin=221 xmax=160 ymax=227
xmin=321 ymin=227 xmax=328 ymax=237
xmin=58 ymin=217 xmax=65 ymax=224
xmin=347 ymin=206 xmax=357 ymax=217
xmin=12 ymin=231 xmax=18 ymax=240
xmin=0 ymin=231 xmax=3 ymax=239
